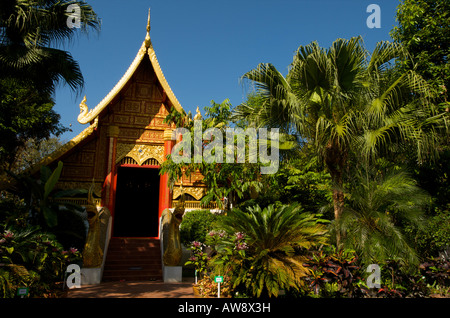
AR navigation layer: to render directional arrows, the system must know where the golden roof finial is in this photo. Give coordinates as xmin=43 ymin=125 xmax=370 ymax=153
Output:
xmin=146 ymin=8 xmax=151 ymax=33
xmin=144 ymin=8 xmax=151 ymax=48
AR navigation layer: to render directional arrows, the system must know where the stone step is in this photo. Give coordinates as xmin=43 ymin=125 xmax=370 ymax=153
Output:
xmin=103 ymin=262 xmax=162 ymax=269
xmin=102 ymin=237 xmax=163 ymax=282
xmin=105 ymin=251 xmax=161 ymax=257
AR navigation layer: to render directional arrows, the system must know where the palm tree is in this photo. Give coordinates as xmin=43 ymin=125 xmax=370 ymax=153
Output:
xmin=333 ymin=166 xmax=430 ymax=271
xmin=235 ymin=37 xmax=445 ymax=244
xmin=0 ymin=0 xmax=100 ymax=94
xmin=217 ymin=203 xmax=329 ymax=297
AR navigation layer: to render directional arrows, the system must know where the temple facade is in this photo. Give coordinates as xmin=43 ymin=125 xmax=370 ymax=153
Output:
xmin=36 ymin=14 xmax=209 ymax=240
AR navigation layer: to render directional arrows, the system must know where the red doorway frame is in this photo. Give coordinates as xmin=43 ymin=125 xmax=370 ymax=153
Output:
xmin=110 ymin=163 xmax=162 ymax=239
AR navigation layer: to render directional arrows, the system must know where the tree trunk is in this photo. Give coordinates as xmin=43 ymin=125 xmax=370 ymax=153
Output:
xmin=332 ymin=187 xmax=345 ymax=220
xmin=332 ymin=186 xmax=345 ymax=248
xmin=325 ymin=139 xmax=347 ymax=248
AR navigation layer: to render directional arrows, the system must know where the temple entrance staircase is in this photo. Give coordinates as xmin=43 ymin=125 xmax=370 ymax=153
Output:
xmin=102 ymin=237 xmax=163 ymax=282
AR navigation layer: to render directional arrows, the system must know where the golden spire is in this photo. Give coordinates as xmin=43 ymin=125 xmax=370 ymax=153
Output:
xmin=147 ymin=8 xmax=151 ymax=33
xmin=145 ymin=8 xmax=151 ymax=48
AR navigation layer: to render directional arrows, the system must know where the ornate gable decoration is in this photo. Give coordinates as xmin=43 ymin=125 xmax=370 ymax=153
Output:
xmin=115 ymin=143 xmax=164 ymax=166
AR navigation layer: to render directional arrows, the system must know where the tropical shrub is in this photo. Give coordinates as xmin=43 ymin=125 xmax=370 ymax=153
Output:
xmin=259 ymin=153 xmax=332 ymax=213
xmin=211 ymin=203 xmax=329 ymax=297
xmin=0 ymin=227 xmax=81 ymax=298
xmin=332 ymin=167 xmax=430 ymax=271
xmin=206 ymin=230 xmax=249 ymax=293
xmin=374 ymin=260 xmax=429 ymax=298
xmin=180 ymin=210 xmax=221 ymax=246
xmin=302 ymin=247 xmax=362 ymax=297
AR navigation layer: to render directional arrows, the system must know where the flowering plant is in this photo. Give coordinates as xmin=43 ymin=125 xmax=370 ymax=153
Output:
xmin=204 ymin=229 xmax=226 ymax=248
xmin=184 ymin=241 xmax=210 ymax=278
xmin=233 ymin=232 xmax=248 ymax=252
xmin=206 ymin=230 xmax=249 ymax=286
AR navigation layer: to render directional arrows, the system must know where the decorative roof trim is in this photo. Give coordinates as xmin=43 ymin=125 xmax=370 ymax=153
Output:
xmin=27 ymin=119 xmax=99 ymax=175
xmin=147 ymin=42 xmax=183 ymax=114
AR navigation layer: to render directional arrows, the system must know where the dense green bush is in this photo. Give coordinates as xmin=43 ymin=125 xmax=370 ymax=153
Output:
xmin=180 ymin=210 xmax=222 ymax=246
xmin=406 ymin=207 xmax=450 ymax=258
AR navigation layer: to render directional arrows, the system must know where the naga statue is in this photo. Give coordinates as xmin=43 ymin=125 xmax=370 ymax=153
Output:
xmin=161 ymin=191 xmax=185 ymax=266
xmin=193 ymin=106 xmax=202 ymax=120
xmin=82 ymin=182 xmax=104 ymax=268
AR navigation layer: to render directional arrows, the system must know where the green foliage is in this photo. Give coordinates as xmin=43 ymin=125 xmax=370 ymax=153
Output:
xmin=235 ymin=37 xmax=446 ymax=250
xmin=404 ymin=205 xmax=450 ymax=259
xmin=420 ymin=258 xmax=450 ymax=287
xmin=0 ymin=194 xmax=28 ymax=231
xmin=10 ymin=137 xmax=63 ymax=173
xmin=376 ymin=260 xmax=429 ymax=298
xmin=0 ymin=162 xmax=86 ymax=297
xmin=253 ymin=149 xmax=331 ymax=213
xmin=179 ymin=210 xmax=221 ymax=246
xmin=387 ymin=0 xmax=450 ymax=264
xmin=203 ymin=99 xmax=233 ymax=127
xmin=0 ymin=79 xmax=67 ymax=169
xmin=417 ymin=258 xmax=450 ymax=297
xmin=390 ymin=0 xmax=450 ymax=104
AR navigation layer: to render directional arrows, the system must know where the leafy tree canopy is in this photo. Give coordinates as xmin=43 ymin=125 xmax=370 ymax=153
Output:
xmin=391 ymin=0 xmax=450 ymax=106
xmin=0 ymin=0 xmax=100 ymax=94
xmin=0 ymin=78 xmax=68 ymax=170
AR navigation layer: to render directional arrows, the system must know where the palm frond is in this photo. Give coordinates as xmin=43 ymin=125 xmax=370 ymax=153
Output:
xmin=0 ymin=0 xmax=100 ymax=93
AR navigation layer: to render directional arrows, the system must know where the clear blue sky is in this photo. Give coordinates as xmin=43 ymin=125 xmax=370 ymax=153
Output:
xmin=54 ymin=0 xmax=400 ymax=141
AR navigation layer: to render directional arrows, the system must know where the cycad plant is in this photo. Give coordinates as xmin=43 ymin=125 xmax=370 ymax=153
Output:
xmin=333 ymin=166 xmax=430 ymax=272
xmin=214 ymin=203 xmax=329 ymax=297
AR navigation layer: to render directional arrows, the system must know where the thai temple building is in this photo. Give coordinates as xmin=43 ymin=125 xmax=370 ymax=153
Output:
xmin=25 ymin=12 xmax=212 ymax=283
